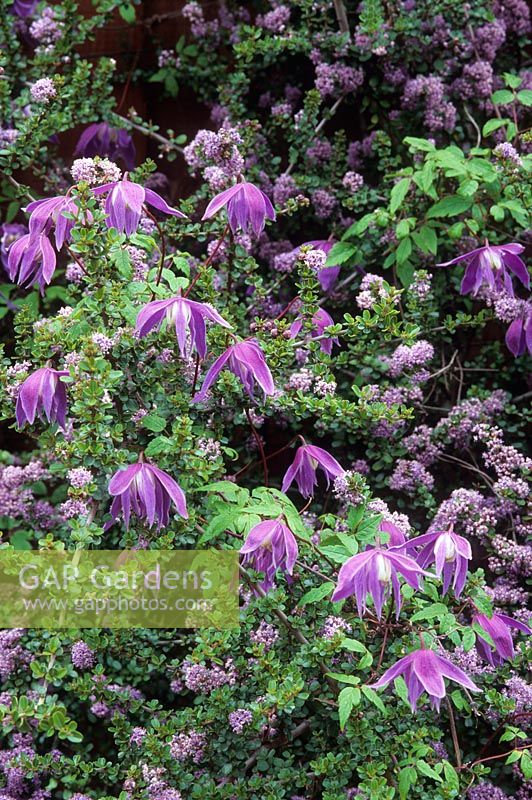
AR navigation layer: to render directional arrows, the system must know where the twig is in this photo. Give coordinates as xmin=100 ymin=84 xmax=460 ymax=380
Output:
xmin=112 ymin=113 xmax=184 ymax=155
xmin=463 ymin=104 xmax=481 ymax=148
xmin=184 ymin=222 xmax=231 ymax=298
xmin=333 ymin=0 xmax=349 ymax=33
xmin=446 ymin=696 xmax=462 ymax=769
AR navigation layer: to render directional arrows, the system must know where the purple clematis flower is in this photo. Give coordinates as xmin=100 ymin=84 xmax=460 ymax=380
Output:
xmin=15 ymin=367 xmax=68 ymax=429
xmin=74 ymin=123 xmax=136 ymax=170
xmin=505 ymin=306 xmax=532 ymax=357
xmin=438 ymin=242 xmax=529 ymax=297
xmin=240 ymin=518 xmax=298 ymax=591
xmin=93 ymin=174 xmax=186 ymax=235
xmin=289 ymin=308 xmax=338 ymax=355
xmin=380 ymin=520 xmax=407 ymax=548
xmin=25 ymin=194 xmax=82 ymax=250
xmin=370 ymin=648 xmax=480 ymax=712
xmin=403 ymin=526 xmax=472 ymax=599
xmin=473 ymin=613 xmax=531 ymax=667
xmin=298 ymin=240 xmax=341 ymax=292
xmin=0 ymin=223 xmax=27 ymax=269
xmin=193 ymin=339 xmax=274 ymax=402
xmin=281 ymin=443 xmax=344 ymax=498
xmin=332 ymin=547 xmax=430 ymax=618
xmin=106 ymin=460 xmax=187 ymax=530
xmin=10 ymin=0 xmax=37 ymax=16
xmin=7 ymin=233 xmax=56 ymax=294
xmin=135 ymin=296 xmax=231 ymax=359
xmin=202 ymin=181 xmax=275 ymax=237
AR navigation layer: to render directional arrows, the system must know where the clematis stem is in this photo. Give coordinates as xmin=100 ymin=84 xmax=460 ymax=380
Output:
xmin=445 ymin=695 xmax=462 ymax=769
xmin=147 ymin=210 xmax=167 ymax=293
xmin=191 ymin=354 xmax=201 ymax=397
xmin=376 ymin=599 xmax=394 ymax=673
xmin=245 ymin=408 xmax=268 ymax=486
xmin=184 ymin=222 xmax=231 ymax=299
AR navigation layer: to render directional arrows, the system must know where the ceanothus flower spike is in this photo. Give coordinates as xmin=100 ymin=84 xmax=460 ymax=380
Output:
xmin=15 ymin=367 xmax=69 ymax=429
xmin=281 ymin=443 xmax=344 ymax=498
xmin=202 ymin=181 xmax=275 ymax=237
xmin=370 ymin=648 xmax=480 ymax=712
xmin=240 ymin=518 xmax=298 ymax=591
xmin=135 ymin=296 xmax=232 ymax=359
xmin=332 ymin=547 xmax=431 ymax=618
xmin=193 ymin=339 xmax=274 ymax=402
xmin=93 ymin=174 xmax=186 ymax=235
xmin=438 ymin=242 xmax=528 ymax=297
xmin=106 ymin=460 xmax=188 ymax=530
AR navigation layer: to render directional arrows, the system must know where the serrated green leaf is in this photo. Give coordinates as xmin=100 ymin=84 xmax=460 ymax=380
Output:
xmin=338 ymin=686 xmax=361 ymax=730
xmin=395 ymin=236 xmax=412 ymax=265
xmin=362 ymin=685 xmax=386 ymax=714
xmin=483 ymin=118 xmax=508 ymax=136
xmin=517 ymin=89 xmax=532 ymax=106
xmin=404 ymin=137 xmax=436 ymax=152
xmin=491 ymin=89 xmax=514 ymax=105
xmin=398 ymin=766 xmax=417 ymax=799
xmin=142 ymin=414 xmax=167 ymax=433
xmin=426 ymin=196 xmax=472 ymax=219
xmin=410 ymin=603 xmax=448 ymax=622
xmin=298 ymin=582 xmax=335 ymax=606
xmin=417 ymin=760 xmax=443 ymax=782
xmin=412 ymin=225 xmax=438 ymax=255
xmin=326 ymin=242 xmax=357 ymax=265
xmin=390 ymin=178 xmax=411 ymax=215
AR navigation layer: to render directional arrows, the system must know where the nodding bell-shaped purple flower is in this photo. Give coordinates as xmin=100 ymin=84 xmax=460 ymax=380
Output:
xmin=202 ymin=181 xmax=275 ymax=237
xmin=299 ymin=240 xmax=340 ymax=292
xmin=15 ymin=367 xmax=68 ymax=429
xmin=93 ymin=174 xmax=186 ymax=235
xmin=281 ymin=443 xmax=344 ymax=499
xmin=438 ymin=242 xmax=529 ymax=297
xmin=135 ymin=296 xmax=232 ymax=359
xmin=193 ymin=339 xmax=275 ymax=402
xmin=240 ymin=518 xmax=298 ymax=591
xmin=473 ymin=612 xmax=531 ymax=667
xmin=75 ymin=123 xmax=136 ymax=170
xmin=10 ymin=0 xmax=38 ymax=17
xmin=380 ymin=519 xmax=407 ymax=548
xmin=0 ymin=223 xmax=27 ymax=269
xmin=505 ymin=305 xmax=532 ymax=357
xmin=331 ymin=547 xmax=431 ymax=618
xmin=106 ymin=460 xmax=188 ymax=530
xmin=403 ymin=526 xmax=472 ymax=599
xmin=7 ymin=233 xmax=56 ymax=294
xmin=25 ymin=194 xmax=82 ymax=250
xmin=370 ymin=648 xmax=480 ymax=712
xmin=289 ymin=308 xmax=338 ymax=355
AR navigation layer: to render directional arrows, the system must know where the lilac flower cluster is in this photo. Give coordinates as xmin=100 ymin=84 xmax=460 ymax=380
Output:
xmin=184 ymin=126 xmax=244 ymax=189
xmin=170 ymin=730 xmax=207 ymax=763
xmin=228 ymin=708 xmax=253 ymax=733
xmin=182 ymin=658 xmax=237 ymax=693
xmin=250 ymin=620 xmax=279 ymax=651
